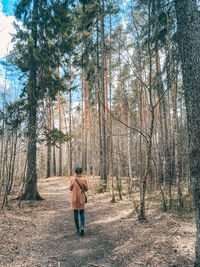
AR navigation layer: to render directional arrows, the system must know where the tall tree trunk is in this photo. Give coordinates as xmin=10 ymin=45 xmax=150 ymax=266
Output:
xmin=58 ymin=89 xmax=62 ymax=176
xmin=104 ymin=53 xmax=108 ymax=121
xmin=175 ymin=1 xmax=200 ymax=265
xmin=117 ymin=129 xmax=122 ymax=200
xmin=139 ymin=1 xmax=154 ymax=220
xmin=155 ymin=49 xmax=164 ymax=181
xmin=84 ymin=72 xmax=88 ymax=173
xmin=172 ymin=67 xmax=183 ymax=207
xmin=109 ymin=6 xmax=115 ymax=202
xmin=100 ymin=0 xmax=107 ymax=186
xmin=8 ymin=132 xmax=18 ymax=195
xmin=69 ymin=58 xmax=73 ymax=176
xmin=156 ymin=42 xmax=172 ymax=208
xmin=86 ymin=77 xmax=92 ymax=174
xmin=127 ymin=107 xmax=133 ymax=195
xmin=50 ymin=99 xmax=56 ymax=176
xmin=0 ymin=100 xmax=5 ymax=197
xmin=81 ymin=68 xmax=85 ymax=171
xmin=139 ymin=107 xmax=155 ymax=220
xmin=46 ymin=97 xmax=51 ymax=178
xmin=165 ymin=11 xmax=174 ymax=208
xmin=23 ymin=64 xmax=41 ymax=199
xmin=96 ymin=19 xmax=103 ymax=180
xmin=0 ymin=87 xmax=6 ymax=188
xmin=18 ymin=0 xmax=42 ymax=200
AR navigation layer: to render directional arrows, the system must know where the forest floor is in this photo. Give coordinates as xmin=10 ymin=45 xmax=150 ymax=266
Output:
xmin=0 ymin=176 xmax=196 ymax=267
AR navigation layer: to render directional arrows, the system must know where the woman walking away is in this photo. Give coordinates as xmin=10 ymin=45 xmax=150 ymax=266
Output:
xmin=70 ymin=167 xmax=88 ymax=236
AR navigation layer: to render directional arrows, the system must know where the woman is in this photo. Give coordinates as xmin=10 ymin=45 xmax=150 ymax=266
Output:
xmin=70 ymin=167 xmax=88 ymax=236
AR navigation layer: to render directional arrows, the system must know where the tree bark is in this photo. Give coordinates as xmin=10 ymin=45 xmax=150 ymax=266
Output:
xmin=46 ymin=97 xmax=51 ymax=178
xmin=139 ymin=1 xmax=154 ymax=220
xmin=96 ymin=19 xmax=103 ymax=180
xmin=175 ymin=1 xmax=200 ymax=265
xmin=127 ymin=106 xmax=133 ymax=195
xmin=109 ymin=5 xmax=115 ymax=202
xmin=50 ymin=99 xmax=56 ymax=176
xmin=84 ymin=72 xmax=88 ymax=173
xmin=18 ymin=0 xmax=43 ymax=200
xmin=172 ymin=66 xmax=183 ymax=207
xmin=81 ymin=68 xmax=85 ymax=171
xmin=58 ymin=89 xmax=62 ymax=176
xmin=100 ymin=0 xmax=107 ymax=185
xmin=69 ymin=58 xmax=73 ymax=176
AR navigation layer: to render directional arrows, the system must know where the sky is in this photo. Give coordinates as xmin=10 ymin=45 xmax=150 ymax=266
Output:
xmin=0 ymin=0 xmax=19 ymax=98
xmin=0 ymin=0 xmax=16 ymax=59
xmin=1 ymin=0 xmax=15 ymax=16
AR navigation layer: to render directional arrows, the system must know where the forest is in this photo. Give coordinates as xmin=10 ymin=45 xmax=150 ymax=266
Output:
xmin=0 ymin=0 xmax=200 ymax=266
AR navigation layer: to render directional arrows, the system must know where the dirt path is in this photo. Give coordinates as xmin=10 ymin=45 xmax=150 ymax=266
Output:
xmin=0 ymin=176 xmax=196 ymax=267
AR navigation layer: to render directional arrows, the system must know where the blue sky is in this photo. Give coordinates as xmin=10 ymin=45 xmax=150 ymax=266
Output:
xmin=0 ymin=0 xmax=18 ymax=95
xmin=0 ymin=0 xmax=17 ymax=59
xmin=1 ymin=0 xmax=16 ymax=15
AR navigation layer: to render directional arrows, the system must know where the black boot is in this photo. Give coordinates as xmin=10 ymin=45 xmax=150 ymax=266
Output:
xmin=80 ymin=227 xmax=84 ymax=236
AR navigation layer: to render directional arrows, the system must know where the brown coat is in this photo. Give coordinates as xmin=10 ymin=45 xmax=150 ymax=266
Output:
xmin=70 ymin=177 xmax=88 ymax=210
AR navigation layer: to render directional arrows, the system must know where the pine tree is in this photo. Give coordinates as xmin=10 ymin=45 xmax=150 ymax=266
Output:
xmin=12 ymin=0 xmax=75 ymax=199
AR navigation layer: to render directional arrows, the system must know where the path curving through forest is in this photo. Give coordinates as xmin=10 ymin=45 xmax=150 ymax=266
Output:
xmin=0 ymin=176 xmax=195 ymax=267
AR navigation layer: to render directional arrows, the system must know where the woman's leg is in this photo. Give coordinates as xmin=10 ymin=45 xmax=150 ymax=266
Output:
xmin=73 ymin=210 xmax=79 ymax=233
xmin=80 ymin=209 xmax=85 ymax=235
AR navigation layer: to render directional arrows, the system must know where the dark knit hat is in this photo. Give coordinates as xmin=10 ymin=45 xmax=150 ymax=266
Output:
xmin=75 ymin=167 xmax=82 ymax=174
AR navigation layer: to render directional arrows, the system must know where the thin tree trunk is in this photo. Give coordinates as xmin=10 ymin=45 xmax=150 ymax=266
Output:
xmin=139 ymin=107 xmax=155 ymax=220
xmin=165 ymin=11 xmax=173 ymax=208
xmin=109 ymin=6 xmax=115 ymax=202
xmin=58 ymin=89 xmax=62 ymax=176
xmin=104 ymin=52 xmax=108 ymax=122
xmin=46 ymin=97 xmax=51 ymax=178
xmin=139 ymin=1 xmax=154 ymax=220
xmin=172 ymin=66 xmax=183 ymax=207
xmin=127 ymin=107 xmax=133 ymax=195
xmin=100 ymin=0 xmax=107 ymax=185
xmin=69 ymin=58 xmax=73 ymax=176
xmin=117 ymin=130 xmax=122 ymax=200
xmin=0 ymin=90 xmax=5 ymax=187
xmin=81 ymin=67 xmax=85 ymax=171
xmin=84 ymin=72 xmax=88 ymax=173
xmin=50 ymin=99 xmax=56 ymax=176
xmin=8 ymin=132 xmax=18 ymax=195
xmin=97 ymin=19 xmax=103 ymax=182
xmin=86 ymin=77 xmax=92 ymax=174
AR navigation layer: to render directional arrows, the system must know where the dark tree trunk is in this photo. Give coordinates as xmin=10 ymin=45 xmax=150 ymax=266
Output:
xmin=50 ymin=99 xmax=56 ymax=176
xmin=108 ymin=4 xmax=115 ymax=202
xmin=20 ymin=71 xmax=42 ymax=200
xmin=8 ymin=132 xmax=18 ymax=195
xmin=18 ymin=0 xmax=43 ymax=200
xmin=46 ymin=140 xmax=51 ymax=178
xmin=46 ymin=98 xmax=51 ymax=178
xmin=96 ymin=19 xmax=103 ymax=183
xmin=139 ymin=1 xmax=155 ymax=221
xmin=175 ymin=1 xmax=200 ymax=265
xmin=58 ymin=90 xmax=62 ymax=176
xmin=100 ymin=0 xmax=107 ymax=185
xmin=69 ymin=58 xmax=73 ymax=176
